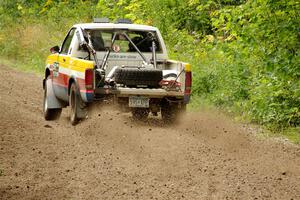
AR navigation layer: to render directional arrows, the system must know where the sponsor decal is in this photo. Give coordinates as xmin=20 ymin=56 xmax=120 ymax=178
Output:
xmin=53 ymin=62 xmax=59 ymax=77
xmin=109 ymin=54 xmax=138 ymax=59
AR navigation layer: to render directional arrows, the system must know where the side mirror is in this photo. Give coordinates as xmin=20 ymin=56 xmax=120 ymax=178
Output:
xmin=50 ymin=46 xmax=59 ymax=54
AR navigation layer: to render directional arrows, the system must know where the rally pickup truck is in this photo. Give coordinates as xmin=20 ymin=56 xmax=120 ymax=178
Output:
xmin=43 ymin=18 xmax=192 ymax=125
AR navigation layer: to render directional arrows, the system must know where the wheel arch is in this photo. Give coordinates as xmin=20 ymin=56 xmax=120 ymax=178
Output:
xmin=45 ymin=68 xmax=50 ymax=79
xmin=68 ymin=76 xmax=91 ymax=103
xmin=68 ymin=76 xmax=82 ymax=95
xmin=68 ymin=77 xmax=76 ymax=96
xmin=43 ymin=68 xmax=51 ymax=90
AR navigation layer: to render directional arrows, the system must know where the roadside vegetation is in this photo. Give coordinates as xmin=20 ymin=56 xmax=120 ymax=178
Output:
xmin=0 ymin=0 xmax=299 ymax=142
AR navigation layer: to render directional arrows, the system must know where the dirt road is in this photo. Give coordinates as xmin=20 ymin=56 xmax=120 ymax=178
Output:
xmin=0 ymin=64 xmax=300 ymax=200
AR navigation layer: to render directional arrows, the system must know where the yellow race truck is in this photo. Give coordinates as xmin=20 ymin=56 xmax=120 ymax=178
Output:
xmin=43 ymin=18 xmax=192 ymax=125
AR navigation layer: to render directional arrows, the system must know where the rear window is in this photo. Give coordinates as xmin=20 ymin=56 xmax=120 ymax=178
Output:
xmin=85 ymin=29 xmax=162 ymax=53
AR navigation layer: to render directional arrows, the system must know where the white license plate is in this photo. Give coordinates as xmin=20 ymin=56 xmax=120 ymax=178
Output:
xmin=129 ymin=96 xmax=149 ymax=108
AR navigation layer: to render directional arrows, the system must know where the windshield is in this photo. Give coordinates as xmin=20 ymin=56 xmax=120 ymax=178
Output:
xmin=85 ymin=29 xmax=162 ymax=53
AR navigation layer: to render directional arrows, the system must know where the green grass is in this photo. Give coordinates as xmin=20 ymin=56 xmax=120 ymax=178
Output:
xmin=0 ymin=57 xmax=43 ymax=75
xmin=280 ymin=128 xmax=300 ymax=144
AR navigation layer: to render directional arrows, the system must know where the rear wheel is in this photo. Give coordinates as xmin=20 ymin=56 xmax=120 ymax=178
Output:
xmin=131 ymin=108 xmax=149 ymax=121
xmin=161 ymin=101 xmax=186 ymax=124
xmin=43 ymin=77 xmax=62 ymax=120
xmin=69 ymin=83 xmax=87 ymax=125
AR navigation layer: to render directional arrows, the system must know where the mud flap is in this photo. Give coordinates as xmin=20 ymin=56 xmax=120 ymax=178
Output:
xmin=184 ymin=94 xmax=190 ymax=103
xmin=45 ymin=79 xmax=66 ymax=109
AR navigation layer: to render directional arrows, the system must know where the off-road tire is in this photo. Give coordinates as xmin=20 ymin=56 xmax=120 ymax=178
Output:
xmin=114 ymin=68 xmax=162 ymax=88
xmin=69 ymin=83 xmax=87 ymax=126
xmin=161 ymin=102 xmax=186 ymax=124
xmin=132 ymin=108 xmax=149 ymax=120
xmin=43 ymin=77 xmax=62 ymax=120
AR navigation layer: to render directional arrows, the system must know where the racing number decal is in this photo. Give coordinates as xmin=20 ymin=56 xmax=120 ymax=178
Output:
xmin=53 ymin=62 xmax=59 ymax=77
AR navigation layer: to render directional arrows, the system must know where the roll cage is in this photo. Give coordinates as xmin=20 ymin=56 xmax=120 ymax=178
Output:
xmin=76 ymin=27 xmax=159 ymax=70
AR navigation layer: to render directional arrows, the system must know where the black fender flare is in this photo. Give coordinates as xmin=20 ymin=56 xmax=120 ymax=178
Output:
xmin=68 ymin=76 xmax=80 ymax=96
xmin=43 ymin=67 xmax=51 ymax=90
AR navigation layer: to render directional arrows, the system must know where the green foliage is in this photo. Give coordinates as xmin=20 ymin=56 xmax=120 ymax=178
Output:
xmin=208 ymin=0 xmax=300 ymax=129
xmin=0 ymin=0 xmax=299 ymax=139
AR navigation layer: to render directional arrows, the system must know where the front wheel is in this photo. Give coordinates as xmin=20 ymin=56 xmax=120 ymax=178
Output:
xmin=69 ymin=83 xmax=87 ymax=125
xmin=43 ymin=77 xmax=62 ymax=120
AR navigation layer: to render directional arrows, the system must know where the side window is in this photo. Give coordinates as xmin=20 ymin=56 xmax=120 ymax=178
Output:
xmin=61 ymin=28 xmax=75 ymax=54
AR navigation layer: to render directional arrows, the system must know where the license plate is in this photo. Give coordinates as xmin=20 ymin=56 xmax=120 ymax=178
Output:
xmin=129 ymin=96 xmax=149 ymax=108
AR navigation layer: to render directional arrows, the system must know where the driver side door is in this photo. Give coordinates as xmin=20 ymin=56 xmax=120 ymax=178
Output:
xmin=53 ymin=28 xmax=76 ymax=102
